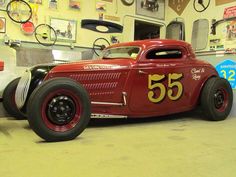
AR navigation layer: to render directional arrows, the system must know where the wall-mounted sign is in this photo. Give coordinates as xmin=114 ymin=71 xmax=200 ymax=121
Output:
xmin=168 ymin=0 xmax=190 ymax=16
xmin=69 ymin=0 xmax=80 ymax=10
xmin=136 ymin=0 xmax=165 ymax=20
xmin=50 ymin=18 xmax=77 ymax=42
xmin=49 ymin=0 xmax=57 ymax=9
xmin=0 ymin=0 xmax=9 ymax=10
xmin=96 ymin=1 xmax=106 ymax=11
xmin=104 ymin=15 xmax=120 ymax=22
xmin=28 ymin=0 xmax=42 ymax=4
xmin=102 ymin=0 xmax=113 ymax=2
xmin=216 ymin=0 xmax=235 ymax=6
xmin=0 ymin=17 xmax=6 ymax=33
xmin=216 ymin=59 xmax=236 ymax=89
xmin=224 ymin=5 xmax=236 ymax=18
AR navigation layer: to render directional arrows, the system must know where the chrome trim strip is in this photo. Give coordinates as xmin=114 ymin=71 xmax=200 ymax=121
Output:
xmin=91 ymin=92 xmax=127 ymax=106
xmin=122 ymin=92 xmax=127 ymax=106
xmin=91 ymin=114 xmax=127 ymax=119
xmin=91 ymin=101 xmax=123 ymax=106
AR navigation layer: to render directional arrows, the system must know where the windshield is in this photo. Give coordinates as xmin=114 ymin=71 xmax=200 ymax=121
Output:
xmin=101 ymin=46 xmax=141 ymax=60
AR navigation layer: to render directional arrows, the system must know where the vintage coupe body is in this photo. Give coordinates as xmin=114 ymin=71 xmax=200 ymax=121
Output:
xmin=3 ymin=39 xmax=233 ymax=141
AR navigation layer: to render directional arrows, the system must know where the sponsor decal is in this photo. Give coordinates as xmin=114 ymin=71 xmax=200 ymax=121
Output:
xmin=84 ymin=64 xmax=125 ymax=70
xmin=191 ymin=68 xmax=205 ymax=80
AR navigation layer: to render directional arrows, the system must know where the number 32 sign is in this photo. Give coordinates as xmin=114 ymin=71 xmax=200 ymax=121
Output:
xmin=216 ymin=59 xmax=236 ymax=89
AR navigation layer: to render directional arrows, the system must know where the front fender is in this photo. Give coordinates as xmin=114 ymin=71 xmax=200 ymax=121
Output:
xmin=16 ymin=64 xmax=58 ymax=113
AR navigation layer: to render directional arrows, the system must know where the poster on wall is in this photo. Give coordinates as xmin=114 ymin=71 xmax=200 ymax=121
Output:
xmin=168 ymin=0 xmax=190 ymax=16
xmin=226 ymin=21 xmax=236 ymax=41
xmin=96 ymin=1 xmax=106 ymax=11
xmin=69 ymin=0 xmax=80 ymax=10
xmin=215 ymin=0 xmax=235 ymax=6
xmin=0 ymin=0 xmax=9 ymax=10
xmin=49 ymin=0 xmax=57 ymax=9
xmin=136 ymin=0 xmax=165 ymax=20
xmin=0 ymin=17 xmax=6 ymax=33
xmin=224 ymin=5 xmax=236 ymax=18
xmin=102 ymin=0 xmax=112 ymax=2
xmin=50 ymin=18 xmax=77 ymax=42
xmin=28 ymin=0 xmax=42 ymax=4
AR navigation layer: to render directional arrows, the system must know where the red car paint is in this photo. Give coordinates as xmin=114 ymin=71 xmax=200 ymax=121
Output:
xmin=44 ymin=39 xmax=218 ymax=118
xmin=0 ymin=60 xmax=4 ymax=71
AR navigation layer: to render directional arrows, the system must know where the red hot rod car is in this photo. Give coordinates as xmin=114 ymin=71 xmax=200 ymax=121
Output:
xmin=3 ymin=39 xmax=233 ymax=141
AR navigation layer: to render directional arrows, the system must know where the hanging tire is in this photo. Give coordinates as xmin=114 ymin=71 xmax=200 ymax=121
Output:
xmin=27 ymin=77 xmax=91 ymax=142
xmin=2 ymin=78 xmax=26 ymax=119
xmin=201 ymin=77 xmax=233 ymax=121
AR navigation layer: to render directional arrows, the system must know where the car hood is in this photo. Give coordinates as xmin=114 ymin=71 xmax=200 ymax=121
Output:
xmin=50 ymin=59 xmax=135 ymax=73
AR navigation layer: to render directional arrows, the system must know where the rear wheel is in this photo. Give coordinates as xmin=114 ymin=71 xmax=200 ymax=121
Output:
xmin=2 ymin=78 xmax=26 ymax=119
xmin=27 ymin=78 xmax=91 ymax=142
xmin=201 ymin=77 xmax=233 ymax=121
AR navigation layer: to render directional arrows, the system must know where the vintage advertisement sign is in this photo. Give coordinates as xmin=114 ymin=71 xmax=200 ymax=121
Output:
xmin=216 ymin=0 xmax=235 ymax=6
xmin=216 ymin=59 xmax=236 ymax=89
xmin=168 ymin=0 xmax=190 ymax=16
xmin=224 ymin=5 xmax=236 ymax=18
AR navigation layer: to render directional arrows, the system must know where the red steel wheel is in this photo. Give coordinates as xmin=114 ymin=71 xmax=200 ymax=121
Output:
xmin=41 ymin=89 xmax=82 ymax=132
xmin=214 ymin=87 xmax=229 ymax=113
xmin=27 ymin=77 xmax=91 ymax=142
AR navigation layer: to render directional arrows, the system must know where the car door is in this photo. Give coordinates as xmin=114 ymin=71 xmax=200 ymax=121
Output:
xmin=128 ymin=45 xmax=193 ymax=117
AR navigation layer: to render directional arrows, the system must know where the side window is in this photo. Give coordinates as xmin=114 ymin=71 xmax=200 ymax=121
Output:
xmin=146 ymin=49 xmax=183 ymax=59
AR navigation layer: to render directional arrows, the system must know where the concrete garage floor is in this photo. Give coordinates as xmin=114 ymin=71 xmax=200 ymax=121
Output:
xmin=0 ymin=109 xmax=236 ymax=177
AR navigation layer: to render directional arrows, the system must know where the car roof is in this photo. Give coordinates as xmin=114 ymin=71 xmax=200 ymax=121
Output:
xmin=107 ymin=39 xmax=191 ymax=50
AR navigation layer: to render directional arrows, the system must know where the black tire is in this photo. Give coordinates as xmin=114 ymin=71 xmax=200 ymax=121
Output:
xmin=6 ymin=0 xmax=32 ymax=23
xmin=201 ymin=77 xmax=233 ymax=121
xmin=2 ymin=78 xmax=26 ymax=119
xmin=27 ymin=77 xmax=91 ymax=142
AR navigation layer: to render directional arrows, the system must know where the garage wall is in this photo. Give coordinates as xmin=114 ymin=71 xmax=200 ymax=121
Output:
xmin=0 ymin=0 xmax=166 ymax=47
xmin=165 ymin=1 xmax=236 ymax=116
xmin=165 ymin=0 xmax=236 ymax=48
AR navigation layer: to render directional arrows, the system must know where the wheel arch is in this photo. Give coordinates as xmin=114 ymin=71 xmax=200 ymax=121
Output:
xmin=197 ymin=74 xmax=218 ymax=105
xmin=18 ymin=64 xmax=58 ymax=113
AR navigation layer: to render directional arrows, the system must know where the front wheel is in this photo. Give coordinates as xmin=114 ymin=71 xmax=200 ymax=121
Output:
xmin=201 ymin=77 xmax=233 ymax=121
xmin=27 ymin=78 xmax=91 ymax=142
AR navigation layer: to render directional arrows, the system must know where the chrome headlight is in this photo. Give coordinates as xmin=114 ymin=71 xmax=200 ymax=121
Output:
xmin=15 ymin=69 xmax=32 ymax=109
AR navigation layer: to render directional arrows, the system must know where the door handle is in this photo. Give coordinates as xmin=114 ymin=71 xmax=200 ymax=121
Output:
xmin=138 ymin=70 xmax=147 ymax=74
